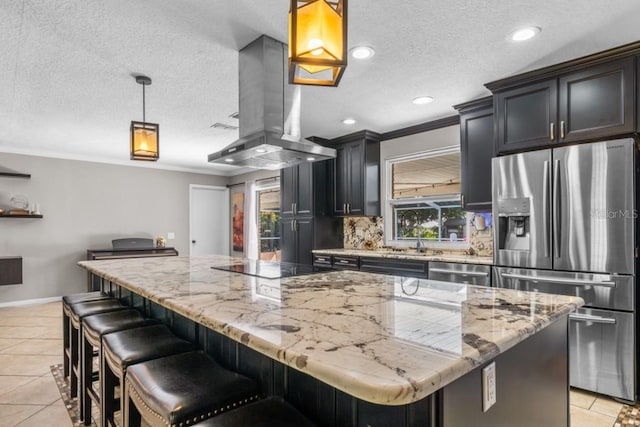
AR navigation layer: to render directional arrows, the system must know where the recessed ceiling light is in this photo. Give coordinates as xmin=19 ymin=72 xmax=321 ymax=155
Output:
xmin=412 ymin=96 xmax=434 ymax=105
xmin=224 ymin=158 xmax=234 ymax=163
xmin=511 ymin=26 xmax=541 ymax=42
xmin=350 ymin=46 xmax=375 ymax=59
xmin=342 ymin=118 xmax=356 ymax=125
xmin=306 ymin=157 xmax=315 ymax=161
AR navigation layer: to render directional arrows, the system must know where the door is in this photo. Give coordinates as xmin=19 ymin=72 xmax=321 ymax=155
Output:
xmin=569 ymin=308 xmax=635 ymax=401
xmin=492 ymin=149 xmax=552 ymax=269
xmin=295 ymin=217 xmax=314 ymax=265
xmin=558 ymin=58 xmax=635 ymax=143
xmin=189 ymin=185 xmax=229 ymax=256
xmin=495 ymin=79 xmax=557 ymax=154
xmin=280 ymin=218 xmax=297 ymax=263
xmin=333 ymin=145 xmax=348 ymax=215
xmin=347 ymin=140 xmax=365 ymax=215
xmin=280 ymin=166 xmax=296 ymax=218
xmin=553 ymin=139 xmax=635 ymax=274
xmin=460 ymin=105 xmax=493 ymax=211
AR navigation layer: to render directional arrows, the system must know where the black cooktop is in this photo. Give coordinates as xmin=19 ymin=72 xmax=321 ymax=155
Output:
xmin=211 ymin=260 xmax=317 ymax=279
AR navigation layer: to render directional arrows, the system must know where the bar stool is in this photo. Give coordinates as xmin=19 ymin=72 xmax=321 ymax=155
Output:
xmin=124 ymin=351 xmax=260 ymax=427
xmin=101 ymin=324 xmax=195 ymax=427
xmin=81 ymin=309 xmax=158 ymax=425
xmin=62 ymin=292 xmax=110 ymax=378
xmin=68 ymin=299 xmax=127 ymax=415
xmin=192 ymin=397 xmax=317 ymax=427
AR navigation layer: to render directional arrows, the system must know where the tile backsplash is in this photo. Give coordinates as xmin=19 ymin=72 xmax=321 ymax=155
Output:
xmin=343 ymin=213 xmax=493 ymax=257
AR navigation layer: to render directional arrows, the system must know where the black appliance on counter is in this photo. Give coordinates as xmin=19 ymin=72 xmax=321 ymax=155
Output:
xmin=86 ymin=238 xmax=178 ymax=291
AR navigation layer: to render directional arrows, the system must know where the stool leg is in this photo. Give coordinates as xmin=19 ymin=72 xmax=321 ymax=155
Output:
xmin=81 ymin=333 xmax=93 ymax=424
xmin=101 ymin=353 xmax=116 ymax=427
xmin=63 ymin=310 xmax=69 ymax=378
xmin=70 ymin=323 xmax=78 ymax=399
xmin=123 ymin=381 xmax=142 ymax=427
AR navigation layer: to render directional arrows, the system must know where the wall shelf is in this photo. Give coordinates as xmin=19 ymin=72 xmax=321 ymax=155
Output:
xmin=0 ymin=215 xmax=43 ymax=219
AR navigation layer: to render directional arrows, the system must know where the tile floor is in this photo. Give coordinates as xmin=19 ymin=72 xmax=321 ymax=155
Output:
xmin=0 ymin=300 xmax=631 ymax=427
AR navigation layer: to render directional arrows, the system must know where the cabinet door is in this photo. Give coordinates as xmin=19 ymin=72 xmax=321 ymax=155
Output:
xmin=558 ymin=58 xmax=635 ymax=143
xmin=280 ymin=218 xmax=297 ymax=263
xmin=495 ymin=79 xmax=557 ymax=154
xmin=332 ymin=145 xmax=349 ymax=215
xmin=460 ymin=106 xmax=493 ymax=211
xmin=296 ymin=162 xmax=313 ymax=216
xmin=280 ymin=166 xmax=297 ymax=218
xmin=295 ymin=217 xmax=314 ymax=265
xmin=346 ymin=140 xmax=365 ymax=215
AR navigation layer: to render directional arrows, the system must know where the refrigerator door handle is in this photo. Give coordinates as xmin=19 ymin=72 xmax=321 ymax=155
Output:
xmin=429 ymin=268 xmax=489 ymax=277
xmin=500 ymin=272 xmax=616 ymax=288
xmin=553 ymin=159 xmax=561 ymax=258
xmin=569 ymin=313 xmax=616 ymax=324
xmin=542 ymin=161 xmax=550 ymax=258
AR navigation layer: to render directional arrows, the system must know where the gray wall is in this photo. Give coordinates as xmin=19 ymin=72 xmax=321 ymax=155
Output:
xmin=0 ymin=153 xmax=227 ymax=304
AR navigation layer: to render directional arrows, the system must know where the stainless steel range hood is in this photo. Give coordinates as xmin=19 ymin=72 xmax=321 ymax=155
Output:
xmin=208 ymin=35 xmax=335 ymax=170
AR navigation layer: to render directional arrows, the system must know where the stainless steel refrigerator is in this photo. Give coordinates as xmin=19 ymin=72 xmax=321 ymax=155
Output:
xmin=492 ymin=138 xmax=636 ymax=402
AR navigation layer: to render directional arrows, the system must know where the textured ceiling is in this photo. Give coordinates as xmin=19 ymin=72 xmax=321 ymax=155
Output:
xmin=1 ymin=0 xmax=639 ymax=176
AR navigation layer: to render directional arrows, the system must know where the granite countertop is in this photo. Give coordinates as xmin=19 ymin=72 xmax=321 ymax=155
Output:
xmin=313 ymin=248 xmax=494 ymax=265
xmin=78 ymin=255 xmax=582 ymax=405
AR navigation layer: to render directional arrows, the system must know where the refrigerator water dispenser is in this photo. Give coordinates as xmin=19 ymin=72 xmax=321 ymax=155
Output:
xmin=497 ymin=198 xmax=531 ymax=251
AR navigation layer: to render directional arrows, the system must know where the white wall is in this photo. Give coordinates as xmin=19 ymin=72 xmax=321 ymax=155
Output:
xmin=0 ymin=153 xmax=227 ymax=303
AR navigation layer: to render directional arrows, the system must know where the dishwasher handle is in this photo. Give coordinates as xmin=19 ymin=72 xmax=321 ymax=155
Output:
xmin=500 ymin=272 xmax=616 ymax=288
xmin=429 ymin=268 xmax=489 ymax=277
xmin=569 ymin=313 xmax=616 ymax=324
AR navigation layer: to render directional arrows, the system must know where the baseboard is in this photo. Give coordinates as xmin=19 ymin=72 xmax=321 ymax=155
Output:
xmin=0 ymin=296 xmax=62 ymax=308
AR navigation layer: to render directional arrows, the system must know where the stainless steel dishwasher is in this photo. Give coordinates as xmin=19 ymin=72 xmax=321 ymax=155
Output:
xmin=428 ymin=262 xmax=491 ymax=286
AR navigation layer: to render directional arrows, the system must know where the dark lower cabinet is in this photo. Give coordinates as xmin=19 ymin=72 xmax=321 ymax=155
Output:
xmin=0 ymin=257 xmax=22 ymax=285
xmin=455 ymin=97 xmax=494 ymax=211
xmin=359 ymin=257 xmax=428 ymax=278
xmin=281 ymin=218 xmax=342 ymax=265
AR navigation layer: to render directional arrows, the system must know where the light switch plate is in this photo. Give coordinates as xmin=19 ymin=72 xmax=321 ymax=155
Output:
xmin=482 ymin=361 xmax=496 ymax=412
xmin=167 ymin=232 xmax=175 ymax=240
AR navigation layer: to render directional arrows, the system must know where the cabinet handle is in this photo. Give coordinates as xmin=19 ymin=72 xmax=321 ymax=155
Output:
xmin=293 ymin=203 xmax=297 ymax=215
xmin=347 ymin=203 xmax=350 ymax=214
xmin=343 ymin=203 xmax=346 ymax=213
xmin=291 ymin=220 xmax=295 ymax=232
xmin=550 ymin=122 xmax=555 ymax=141
xmin=560 ymin=120 xmax=565 ymax=139
xmin=461 ymin=195 xmax=465 ymax=209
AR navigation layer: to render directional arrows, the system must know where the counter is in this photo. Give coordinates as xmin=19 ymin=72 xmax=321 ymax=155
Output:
xmin=312 ymin=248 xmax=493 ymax=265
xmin=79 ymin=256 xmax=580 ymax=410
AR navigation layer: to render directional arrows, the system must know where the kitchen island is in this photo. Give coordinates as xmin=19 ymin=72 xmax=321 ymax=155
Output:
xmin=78 ymin=255 xmax=583 ymax=427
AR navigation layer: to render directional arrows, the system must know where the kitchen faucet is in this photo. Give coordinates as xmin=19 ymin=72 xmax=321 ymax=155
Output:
xmin=401 ymin=210 xmax=425 ymax=253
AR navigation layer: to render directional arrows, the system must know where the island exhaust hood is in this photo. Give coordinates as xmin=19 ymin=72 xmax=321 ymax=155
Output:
xmin=208 ymin=35 xmax=336 ymax=170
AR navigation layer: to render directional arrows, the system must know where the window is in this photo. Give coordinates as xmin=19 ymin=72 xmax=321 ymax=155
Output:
xmin=257 ymin=185 xmax=281 ymax=261
xmin=386 ymin=147 xmax=468 ymax=246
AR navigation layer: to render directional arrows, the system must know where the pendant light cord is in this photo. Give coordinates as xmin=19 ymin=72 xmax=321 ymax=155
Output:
xmin=142 ymin=83 xmax=146 ymax=123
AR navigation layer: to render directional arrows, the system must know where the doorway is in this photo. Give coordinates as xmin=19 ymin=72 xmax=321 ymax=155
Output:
xmin=257 ymin=186 xmax=281 ymax=261
xmin=189 ymin=185 xmax=229 ymax=256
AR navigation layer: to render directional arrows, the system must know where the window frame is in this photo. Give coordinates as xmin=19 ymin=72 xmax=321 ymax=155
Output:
xmin=384 ymin=146 xmax=470 ymax=249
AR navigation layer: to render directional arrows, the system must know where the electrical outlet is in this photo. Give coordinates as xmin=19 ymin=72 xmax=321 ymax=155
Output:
xmin=482 ymin=361 xmax=496 ymax=412
xmin=167 ymin=232 xmax=175 ymax=240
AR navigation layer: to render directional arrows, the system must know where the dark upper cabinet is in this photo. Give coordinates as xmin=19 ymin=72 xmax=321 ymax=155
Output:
xmin=495 ymin=79 xmax=557 ymax=153
xmin=454 ymin=97 xmax=494 ymax=211
xmin=280 ymin=162 xmax=315 ymax=219
xmin=492 ymin=56 xmax=635 ymax=154
xmin=327 ymin=131 xmax=381 ymax=217
xmin=558 ymin=58 xmax=634 ymax=143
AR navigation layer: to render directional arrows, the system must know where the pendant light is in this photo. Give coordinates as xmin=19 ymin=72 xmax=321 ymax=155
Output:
xmin=130 ymin=75 xmax=159 ymax=161
xmin=288 ymin=0 xmax=347 ymax=87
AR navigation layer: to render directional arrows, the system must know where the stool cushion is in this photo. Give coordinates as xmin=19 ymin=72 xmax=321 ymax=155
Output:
xmin=63 ymin=292 xmax=109 ymax=305
xmin=192 ymin=397 xmax=316 ymax=427
xmin=126 ymin=351 xmax=260 ymax=426
xmin=70 ymin=299 xmax=126 ymax=322
xmin=83 ymin=309 xmax=157 ymax=343
xmin=103 ymin=324 xmax=194 ymax=371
